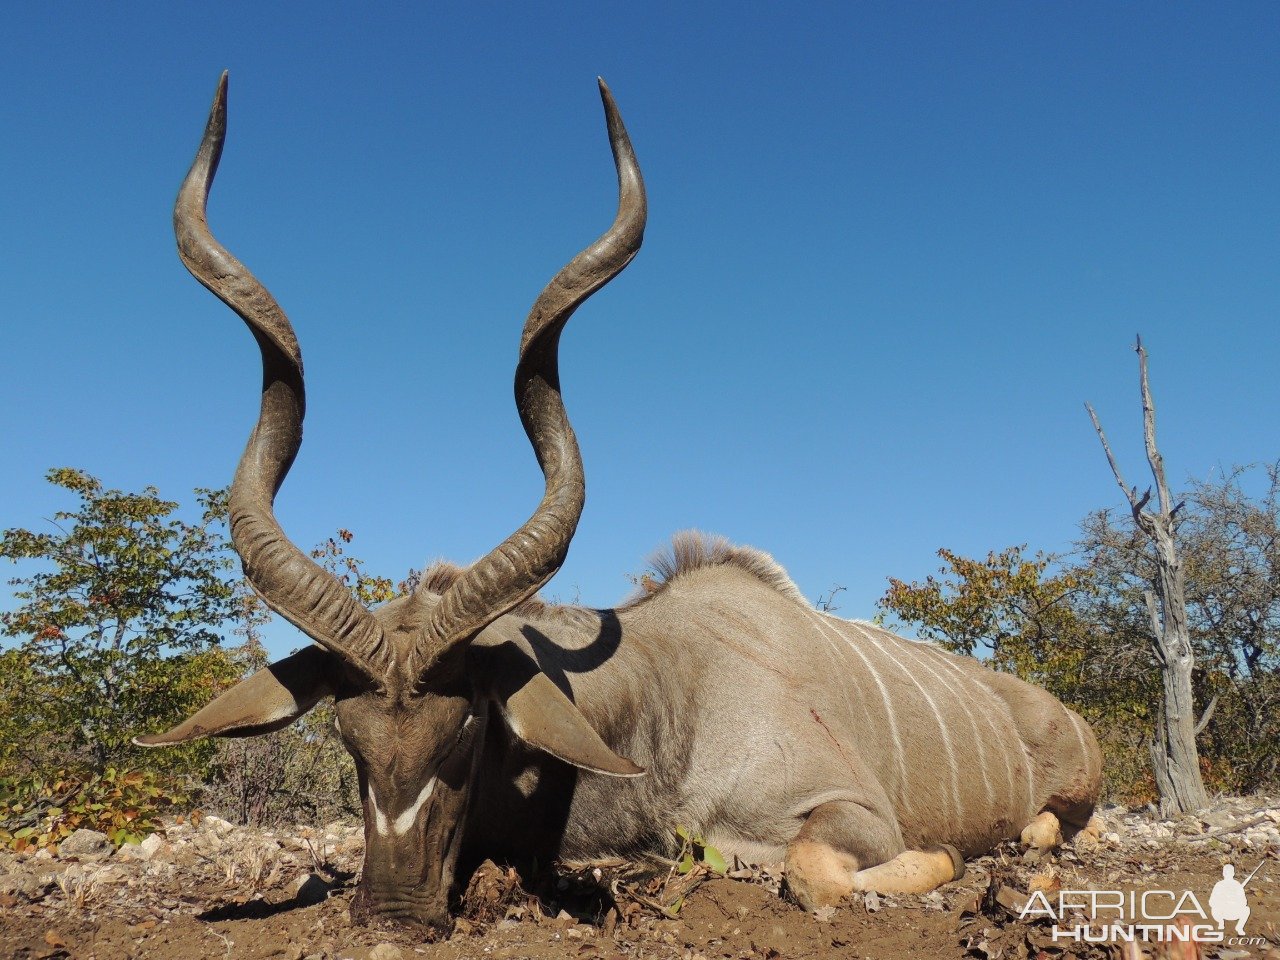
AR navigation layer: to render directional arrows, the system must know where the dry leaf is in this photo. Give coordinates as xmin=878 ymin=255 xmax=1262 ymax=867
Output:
xmin=1026 ymin=867 xmax=1061 ymax=896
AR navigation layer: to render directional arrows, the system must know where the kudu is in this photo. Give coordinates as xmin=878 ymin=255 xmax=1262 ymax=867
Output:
xmin=138 ymin=74 xmax=1102 ymax=930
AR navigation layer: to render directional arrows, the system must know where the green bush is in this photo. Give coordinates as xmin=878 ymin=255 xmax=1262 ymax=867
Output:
xmin=0 ymin=767 xmax=185 ymax=852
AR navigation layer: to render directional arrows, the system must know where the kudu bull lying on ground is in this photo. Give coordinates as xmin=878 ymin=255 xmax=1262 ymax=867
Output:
xmin=137 ymin=74 xmax=1102 ymax=930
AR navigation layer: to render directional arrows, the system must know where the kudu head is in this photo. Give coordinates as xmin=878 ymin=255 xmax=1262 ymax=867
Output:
xmin=134 ymin=73 xmax=646 ymax=931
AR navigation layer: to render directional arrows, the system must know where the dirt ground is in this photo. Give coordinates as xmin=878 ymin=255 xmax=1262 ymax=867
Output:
xmin=1 ymin=798 xmax=1277 ymax=960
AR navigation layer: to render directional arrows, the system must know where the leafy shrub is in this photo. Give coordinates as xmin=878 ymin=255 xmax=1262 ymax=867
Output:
xmin=0 ymin=767 xmax=185 ymax=851
xmin=202 ymin=699 xmax=361 ymax=828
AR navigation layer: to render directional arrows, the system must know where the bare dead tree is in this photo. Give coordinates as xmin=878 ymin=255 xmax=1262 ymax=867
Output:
xmin=1086 ymin=336 xmax=1209 ymax=815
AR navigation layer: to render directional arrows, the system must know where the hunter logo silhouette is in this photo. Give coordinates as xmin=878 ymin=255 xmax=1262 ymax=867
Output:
xmin=1209 ymin=861 xmax=1264 ymax=936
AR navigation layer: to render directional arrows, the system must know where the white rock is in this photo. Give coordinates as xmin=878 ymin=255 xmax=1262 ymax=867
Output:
xmin=200 ymin=815 xmax=236 ymax=837
xmin=58 ymin=828 xmax=112 ymax=858
xmin=118 ymin=831 xmax=168 ymax=861
xmin=141 ymin=833 xmax=168 ymax=859
xmin=368 ymin=946 xmax=405 ymax=960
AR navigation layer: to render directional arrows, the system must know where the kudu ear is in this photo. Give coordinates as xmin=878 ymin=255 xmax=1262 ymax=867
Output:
xmin=471 ymin=641 xmax=644 ymax=778
xmin=133 ymin=646 xmax=333 ymax=746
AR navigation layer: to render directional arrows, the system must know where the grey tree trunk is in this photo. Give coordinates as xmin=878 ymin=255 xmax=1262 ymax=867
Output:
xmin=1086 ymin=337 xmax=1209 ymax=816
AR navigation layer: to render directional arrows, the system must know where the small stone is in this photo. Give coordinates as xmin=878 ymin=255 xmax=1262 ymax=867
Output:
xmin=194 ymin=832 xmax=225 ymax=855
xmin=201 ymin=815 xmax=237 ymax=836
xmin=367 ymin=945 xmax=404 ymax=960
xmin=994 ymin=885 xmax=1027 ymax=915
xmin=0 ymin=870 xmax=52 ymax=900
xmin=118 ymin=832 xmax=168 ymax=862
xmin=58 ymin=828 xmax=112 ymax=858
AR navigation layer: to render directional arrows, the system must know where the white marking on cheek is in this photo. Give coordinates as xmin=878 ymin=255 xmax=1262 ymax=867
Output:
xmin=393 ymin=777 xmax=437 ymax=836
xmin=369 ymin=788 xmax=390 ymax=836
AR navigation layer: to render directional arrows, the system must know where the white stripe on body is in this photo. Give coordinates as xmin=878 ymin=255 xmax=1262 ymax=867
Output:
xmin=844 ymin=620 xmax=965 ymax=824
xmin=876 ymin=629 xmax=998 ymax=819
xmin=803 ymin=607 xmax=878 ymax=731
xmin=908 ymin=639 xmax=1023 ymax=798
xmin=912 ymin=639 xmax=1037 ymax=812
xmin=1066 ymin=709 xmax=1091 ymax=773
xmin=803 ymin=609 xmax=915 ymax=818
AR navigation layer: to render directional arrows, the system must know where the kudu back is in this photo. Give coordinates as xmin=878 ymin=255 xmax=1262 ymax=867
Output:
xmin=138 ymin=74 xmax=1102 ymax=931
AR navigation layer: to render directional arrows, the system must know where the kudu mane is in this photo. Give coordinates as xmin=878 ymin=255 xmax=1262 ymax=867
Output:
xmin=417 ymin=530 xmax=810 ymax=623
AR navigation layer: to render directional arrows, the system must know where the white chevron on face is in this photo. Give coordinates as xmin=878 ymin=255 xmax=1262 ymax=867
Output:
xmin=393 ymin=777 xmax=437 ymax=836
xmin=369 ymin=787 xmax=390 ymax=836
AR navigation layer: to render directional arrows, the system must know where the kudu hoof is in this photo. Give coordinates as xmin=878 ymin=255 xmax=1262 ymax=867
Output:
xmin=1020 ymin=811 xmax=1064 ymax=851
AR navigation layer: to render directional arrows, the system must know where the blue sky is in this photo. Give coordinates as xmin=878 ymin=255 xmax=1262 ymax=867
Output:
xmin=2 ymin=3 xmax=1277 ymax=659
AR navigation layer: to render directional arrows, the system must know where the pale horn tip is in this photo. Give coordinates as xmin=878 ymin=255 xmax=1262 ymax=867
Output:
xmin=197 ymin=70 xmax=229 ymax=162
xmin=212 ymin=70 xmax=229 ymax=115
xmin=596 ymin=76 xmax=616 ymax=110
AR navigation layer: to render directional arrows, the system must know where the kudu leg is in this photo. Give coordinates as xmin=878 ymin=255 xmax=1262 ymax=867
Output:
xmin=850 ymin=846 xmax=964 ymax=895
xmin=784 ymin=802 xmax=963 ymax=909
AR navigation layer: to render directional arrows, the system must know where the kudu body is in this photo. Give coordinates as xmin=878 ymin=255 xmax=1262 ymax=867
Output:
xmin=139 ymin=75 xmax=1102 ymax=930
